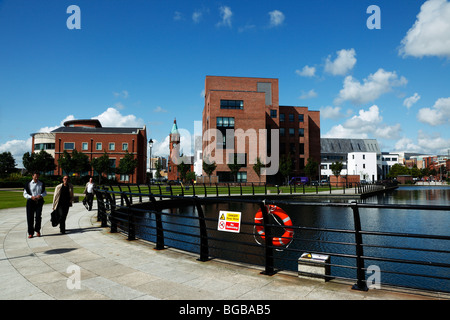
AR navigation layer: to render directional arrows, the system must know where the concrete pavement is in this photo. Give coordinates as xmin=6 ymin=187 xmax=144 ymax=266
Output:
xmin=1 ymin=201 xmax=448 ymax=300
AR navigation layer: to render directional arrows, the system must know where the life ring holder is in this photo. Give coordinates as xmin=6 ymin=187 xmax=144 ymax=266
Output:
xmin=254 ymin=204 xmax=294 ymax=250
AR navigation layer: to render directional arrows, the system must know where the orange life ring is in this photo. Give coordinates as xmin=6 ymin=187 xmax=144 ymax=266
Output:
xmin=254 ymin=205 xmax=294 ymax=247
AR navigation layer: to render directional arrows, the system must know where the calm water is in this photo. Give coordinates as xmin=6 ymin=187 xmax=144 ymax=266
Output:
xmin=138 ymin=186 xmax=450 ymax=292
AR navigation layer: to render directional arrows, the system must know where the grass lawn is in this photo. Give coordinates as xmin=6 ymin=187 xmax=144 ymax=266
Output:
xmin=0 ymin=186 xmax=87 ymax=210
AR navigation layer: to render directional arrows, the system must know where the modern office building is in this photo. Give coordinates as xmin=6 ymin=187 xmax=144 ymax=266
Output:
xmin=31 ymin=119 xmax=147 ymax=183
xmin=202 ymin=75 xmax=321 ymax=183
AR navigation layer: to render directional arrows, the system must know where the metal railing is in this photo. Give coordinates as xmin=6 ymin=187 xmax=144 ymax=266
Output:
xmin=94 ymin=184 xmax=450 ymax=294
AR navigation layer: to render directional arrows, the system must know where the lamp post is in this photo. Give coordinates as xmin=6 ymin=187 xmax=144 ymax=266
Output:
xmin=149 ymin=138 xmax=153 ymax=183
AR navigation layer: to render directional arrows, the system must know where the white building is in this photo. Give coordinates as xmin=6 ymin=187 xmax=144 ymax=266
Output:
xmin=320 ymin=138 xmax=382 ymax=182
xmin=381 ymin=153 xmax=401 ymax=179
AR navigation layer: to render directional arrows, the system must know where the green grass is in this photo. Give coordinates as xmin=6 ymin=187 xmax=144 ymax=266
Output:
xmin=0 ymin=186 xmax=87 ymax=210
xmin=0 ymin=190 xmax=30 ymax=209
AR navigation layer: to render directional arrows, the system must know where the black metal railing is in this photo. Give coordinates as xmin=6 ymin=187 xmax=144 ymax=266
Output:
xmin=94 ymin=185 xmax=450 ymax=294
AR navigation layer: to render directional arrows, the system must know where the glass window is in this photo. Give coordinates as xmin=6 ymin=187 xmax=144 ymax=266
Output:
xmin=270 ymin=110 xmax=277 ymax=118
xmin=82 ymin=142 xmax=88 ymax=151
xmin=289 ymin=128 xmax=295 ymax=136
xmin=280 ymin=128 xmax=285 ymax=137
xmin=109 ymin=143 xmax=115 ymax=151
xmin=64 ymin=142 xmax=74 ymax=150
xmin=96 ymin=142 xmax=102 ymax=150
xmin=122 ymin=143 xmax=128 ymax=151
xmin=289 ymin=114 xmax=294 ymax=122
xmin=299 ymin=114 xmax=304 ymax=122
xmin=280 ymin=113 xmax=285 ymax=122
xmin=299 ymin=128 xmax=304 ymax=137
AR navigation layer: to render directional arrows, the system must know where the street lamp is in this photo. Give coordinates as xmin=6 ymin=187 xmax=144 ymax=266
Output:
xmin=149 ymin=138 xmax=153 ymax=183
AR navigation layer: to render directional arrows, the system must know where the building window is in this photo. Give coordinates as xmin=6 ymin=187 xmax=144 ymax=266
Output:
xmin=363 ymin=154 xmax=365 ymax=159
xmin=64 ymin=142 xmax=75 ymax=150
xmin=299 ymin=114 xmax=304 ymax=122
xmin=96 ymin=143 xmax=102 ymax=151
xmin=289 ymin=114 xmax=294 ymax=122
xmin=217 ymin=117 xmax=235 ymax=147
xmin=236 ymin=172 xmax=247 ymax=183
xmin=280 ymin=128 xmax=285 ymax=137
xmin=270 ymin=110 xmax=277 ymax=118
xmin=220 ymin=100 xmax=243 ymax=109
xmin=299 ymin=143 xmax=304 ymax=155
xmin=120 ymin=174 xmax=130 ymax=182
xmin=34 ymin=143 xmax=55 ymax=150
xmin=280 ymin=113 xmax=285 ymax=122
xmin=289 ymin=128 xmax=295 ymax=137
xmin=82 ymin=142 xmax=88 ymax=151
xmin=109 ymin=143 xmax=115 ymax=151
xmin=122 ymin=143 xmax=128 ymax=151
xmin=299 ymin=128 xmax=304 ymax=137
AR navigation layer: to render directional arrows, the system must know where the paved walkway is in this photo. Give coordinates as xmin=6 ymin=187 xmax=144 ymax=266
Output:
xmin=1 ymin=201 xmax=448 ymax=300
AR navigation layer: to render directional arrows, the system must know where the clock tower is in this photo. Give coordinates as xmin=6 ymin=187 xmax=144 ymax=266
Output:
xmin=168 ymin=119 xmax=180 ymax=180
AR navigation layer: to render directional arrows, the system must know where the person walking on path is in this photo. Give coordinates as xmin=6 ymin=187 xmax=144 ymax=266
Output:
xmin=52 ymin=175 xmax=74 ymax=234
xmin=83 ymin=177 xmax=95 ymax=211
xmin=23 ymin=172 xmax=47 ymax=238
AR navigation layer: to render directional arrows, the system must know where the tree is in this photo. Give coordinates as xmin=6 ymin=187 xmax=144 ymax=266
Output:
xmin=388 ymin=163 xmax=410 ymax=178
xmin=227 ymin=154 xmax=244 ymax=182
xmin=91 ymin=152 xmax=111 ymax=184
xmin=58 ymin=150 xmax=73 ymax=175
xmin=202 ymin=158 xmax=217 ymax=182
xmin=305 ymin=157 xmax=319 ymax=182
xmin=154 ymin=159 xmax=162 ymax=179
xmin=71 ymin=149 xmax=91 ymax=176
xmin=252 ymin=157 xmax=264 ymax=183
xmin=0 ymin=152 xmax=16 ymax=177
xmin=279 ymin=154 xmax=293 ymax=185
xmin=23 ymin=150 xmax=56 ymax=175
xmin=330 ymin=161 xmax=344 ymax=186
xmin=117 ymin=151 xmax=138 ymax=179
xmin=177 ymin=161 xmax=190 ymax=183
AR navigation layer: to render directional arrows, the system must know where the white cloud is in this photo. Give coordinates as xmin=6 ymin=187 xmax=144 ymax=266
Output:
xmin=394 ymin=131 xmax=450 ymax=154
xmin=192 ymin=10 xmax=203 ymax=23
xmin=92 ymin=107 xmax=144 ymax=127
xmin=268 ymin=10 xmax=285 ymax=27
xmin=320 ymin=106 xmax=346 ymax=119
xmin=0 ymin=138 xmax=32 ymax=168
xmin=323 ymin=105 xmax=401 ymax=140
xmin=335 ymin=68 xmax=407 ymax=105
xmin=324 ymin=49 xmax=357 ymax=76
xmin=295 ymin=65 xmax=316 ymax=77
xmin=113 ymin=90 xmax=129 ymax=99
xmin=399 ymin=0 xmax=450 ymax=58
xmin=153 ymin=106 xmax=168 ymax=113
xmin=417 ymin=97 xmax=450 ymax=126
xmin=403 ymin=93 xmax=421 ymax=109
xmin=217 ymin=6 xmax=232 ymax=27
xmin=299 ymin=89 xmax=317 ymax=100
xmin=38 ymin=115 xmax=76 ymax=133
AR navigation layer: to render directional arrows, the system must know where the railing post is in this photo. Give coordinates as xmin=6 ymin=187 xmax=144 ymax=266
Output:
xmin=122 ymin=193 xmax=135 ymax=241
xmin=227 ymin=183 xmax=231 ymax=196
xmin=193 ymin=197 xmax=209 ymax=262
xmin=216 ymin=183 xmax=219 ymax=197
xmin=203 ymin=183 xmax=207 ymax=197
xmin=149 ymin=193 xmax=165 ymax=250
xmin=259 ymin=201 xmax=276 ymax=276
xmin=106 ymin=192 xmax=117 ymax=232
xmin=351 ymin=202 xmax=368 ymax=291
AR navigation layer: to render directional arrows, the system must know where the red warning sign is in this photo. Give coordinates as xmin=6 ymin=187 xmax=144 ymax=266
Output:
xmin=217 ymin=210 xmax=241 ymax=233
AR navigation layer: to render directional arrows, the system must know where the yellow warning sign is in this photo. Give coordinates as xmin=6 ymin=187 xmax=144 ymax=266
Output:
xmin=217 ymin=210 xmax=241 ymax=233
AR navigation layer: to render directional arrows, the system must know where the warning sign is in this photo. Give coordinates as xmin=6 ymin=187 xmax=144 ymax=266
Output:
xmin=217 ymin=210 xmax=241 ymax=233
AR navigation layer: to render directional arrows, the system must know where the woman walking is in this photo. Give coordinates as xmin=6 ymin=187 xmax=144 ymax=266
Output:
xmin=52 ymin=175 xmax=74 ymax=234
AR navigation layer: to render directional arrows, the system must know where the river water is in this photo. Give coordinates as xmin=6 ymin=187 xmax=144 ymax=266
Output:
xmin=139 ymin=186 xmax=450 ymax=292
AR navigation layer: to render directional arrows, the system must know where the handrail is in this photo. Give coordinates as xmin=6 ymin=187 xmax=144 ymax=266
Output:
xmin=94 ymin=185 xmax=450 ymax=293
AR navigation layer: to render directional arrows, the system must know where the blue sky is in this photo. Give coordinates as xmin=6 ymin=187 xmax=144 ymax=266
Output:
xmin=0 ymin=0 xmax=449 ymax=167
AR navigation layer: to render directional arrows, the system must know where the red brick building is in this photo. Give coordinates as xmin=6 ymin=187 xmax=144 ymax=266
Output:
xmin=31 ymin=119 xmax=147 ymax=183
xmin=202 ymin=75 xmax=321 ymax=184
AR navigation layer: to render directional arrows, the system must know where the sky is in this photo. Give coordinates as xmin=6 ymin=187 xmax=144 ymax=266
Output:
xmin=0 ymin=0 xmax=449 ymax=167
